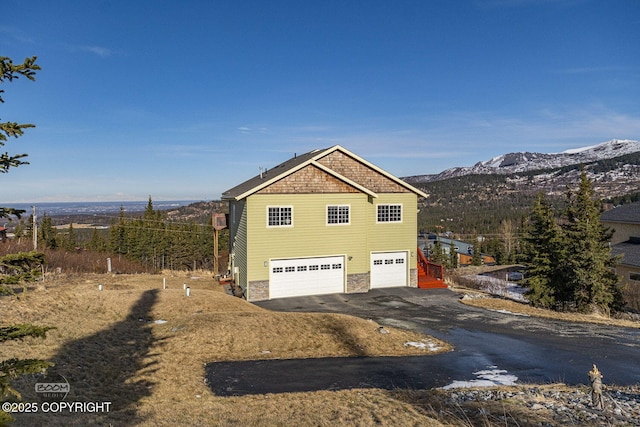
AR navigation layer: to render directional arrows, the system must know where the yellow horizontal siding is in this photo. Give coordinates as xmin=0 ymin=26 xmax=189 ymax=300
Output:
xmin=229 ymin=200 xmax=248 ymax=291
xmin=367 ymin=193 xmax=418 ymax=270
xmin=246 ymin=193 xmax=370 ymax=281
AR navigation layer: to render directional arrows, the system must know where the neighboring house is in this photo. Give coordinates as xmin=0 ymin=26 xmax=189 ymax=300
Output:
xmin=601 ymin=202 xmax=640 ymax=287
xmin=222 ymin=145 xmax=442 ymax=301
xmin=420 ymin=236 xmax=496 ymax=266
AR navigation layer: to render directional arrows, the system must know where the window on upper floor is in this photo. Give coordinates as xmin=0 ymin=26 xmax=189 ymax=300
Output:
xmin=267 ymin=206 xmax=293 ymax=227
xmin=630 ymin=272 xmax=640 ymax=282
xmin=377 ymin=204 xmax=402 ymax=223
xmin=327 ymin=205 xmax=350 ymax=225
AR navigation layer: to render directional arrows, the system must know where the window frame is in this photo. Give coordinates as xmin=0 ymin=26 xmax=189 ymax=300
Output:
xmin=376 ymin=203 xmax=402 ymax=223
xmin=326 ymin=204 xmax=351 ymax=225
xmin=267 ymin=206 xmax=293 ymax=228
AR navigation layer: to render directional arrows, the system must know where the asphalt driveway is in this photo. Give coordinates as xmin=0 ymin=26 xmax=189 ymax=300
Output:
xmin=205 ymin=288 xmax=640 ymax=396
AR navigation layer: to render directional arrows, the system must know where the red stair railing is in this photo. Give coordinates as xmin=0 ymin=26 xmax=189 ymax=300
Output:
xmin=417 ymin=246 xmax=445 ymax=284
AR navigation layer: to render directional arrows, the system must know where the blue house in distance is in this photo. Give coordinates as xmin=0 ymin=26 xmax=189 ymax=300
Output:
xmin=419 ymin=235 xmax=496 ymax=266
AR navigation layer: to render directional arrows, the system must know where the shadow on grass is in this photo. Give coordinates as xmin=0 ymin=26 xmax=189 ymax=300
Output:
xmin=323 ymin=317 xmax=368 ymax=357
xmin=14 ymin=289 xmax=162 ymax=426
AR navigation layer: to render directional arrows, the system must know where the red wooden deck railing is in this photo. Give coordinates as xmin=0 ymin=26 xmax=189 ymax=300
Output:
xmin=417 ymin=247 xmax=447 ymax=289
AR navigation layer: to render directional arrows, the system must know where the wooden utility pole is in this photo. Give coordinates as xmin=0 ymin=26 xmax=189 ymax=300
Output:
xmin=211 ymin=213 xmax=227 ymax=276
xmin=32 ymin=205 xmax=37 ymax=251
xmin=213 ymin=226 xmax=219 ymax=276
xmin=212 ymin=213 xmax=227 ymax=277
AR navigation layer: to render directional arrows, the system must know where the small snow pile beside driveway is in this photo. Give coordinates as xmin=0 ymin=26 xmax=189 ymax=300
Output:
xmin=462 ymin=274 xmax=529 ymax=303
xmin=404 ymin=340 xmax=442 ymax=352
xmin=488 ymin=308 xmax=530 ymax=317
xmin=442 ymin=365 xmax=518 ymax=389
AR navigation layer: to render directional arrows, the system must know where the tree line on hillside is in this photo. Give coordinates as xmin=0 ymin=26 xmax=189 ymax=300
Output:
xmin=427 ymin=170 xmax=624 ymax=316
xmin=415 ymin=150 xmax=640 ymax=234
xmin=11 ymin=198 xmax=226 ymax=272
xmin=416 ymin=173 xmax=560 ymax=234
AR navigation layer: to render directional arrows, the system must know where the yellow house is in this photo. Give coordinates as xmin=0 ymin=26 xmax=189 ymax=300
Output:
xmin=222 ymin=145 xmax=431 ymax=301
xmin=601 ymin=202 xmax=640 ymax=291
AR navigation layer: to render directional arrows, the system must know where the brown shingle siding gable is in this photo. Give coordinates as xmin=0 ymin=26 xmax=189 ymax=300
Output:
xmin=222 ymin=145 xmax=428 ymax=200
xmin=317 ymin=150 xmax=409 ymax=193
xmin=256 ymin=164 xmax=360 ymax=194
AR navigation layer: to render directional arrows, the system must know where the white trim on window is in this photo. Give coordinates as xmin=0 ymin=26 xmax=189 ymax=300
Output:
xmin=267 ymin=206 xmax=293 ymax=227
xmin=327 ymin=204 xmax=350 ymax=225
xmin=376 ymin=204 xmax=402 ymax=223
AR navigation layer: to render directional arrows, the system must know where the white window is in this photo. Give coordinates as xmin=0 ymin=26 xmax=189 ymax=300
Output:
xmin=377 ymin=204 xmax=402 ymax=223
xmin=268 ymin=206 xmax=293 ymax=227
xmin=327 ymin=205 xmax=350 ymax=225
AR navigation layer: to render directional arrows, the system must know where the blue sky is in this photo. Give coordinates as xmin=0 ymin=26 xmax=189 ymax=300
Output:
xmin=2 ymin=0 xmax=639 ymax=203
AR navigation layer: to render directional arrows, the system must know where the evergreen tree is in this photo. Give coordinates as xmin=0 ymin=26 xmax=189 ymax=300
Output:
xmin=61 ymin=222 xmax=78 ymax=251
xmin=561 ymin=172 xmax=622 ymax=314
xmin=471 ymin=237 xmax=482 ymax=266
xmin=39 ymin=213 xmax=58 ymax=249
xmin=448 ymin=240 xmax=458 ymax=269
xmin=0 ymin=55 xmax=52 ymax=424
xmin=521 ymin=193 xmax=564 ymax=309
xmin=430 ymin=239 xmax=445 ymax=265
xmin=1 ymin=56 xmax=40 ymax=219
xmin=87 ymin=228 xmax=107 ymax=252
xmin=108 ymin=207 xmax=128 ymax=255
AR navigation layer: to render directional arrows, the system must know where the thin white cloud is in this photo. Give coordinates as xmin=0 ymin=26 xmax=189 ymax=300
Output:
xmin=556 ymin=66 xmax=631 ymax=74
xmin=0 ymin=26 xmax=35 ymax=45
xmin=152 ymin=144 xmax=225 ymax=158
xmin=62 ymin=43 xmax=114 ymax=57
xmin=476 ymin=0 xmax=584 ymax=8
xmin=236 ymin=126 xmax=268 ymax=135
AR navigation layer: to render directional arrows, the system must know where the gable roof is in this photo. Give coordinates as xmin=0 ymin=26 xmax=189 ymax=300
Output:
xmin=611 ymin=239 xmax=640 ymax=268
xmin=601 ymin=202 xmax=640 ymax=224
xmin=222 ymin=145 xmax=429 ymax=201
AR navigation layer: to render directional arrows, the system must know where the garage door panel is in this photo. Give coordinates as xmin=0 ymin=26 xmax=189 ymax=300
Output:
xmin=270 ymin=256 xmax=344 ymax=299
xmin=371 ymin=252 xmax=407 ymax=288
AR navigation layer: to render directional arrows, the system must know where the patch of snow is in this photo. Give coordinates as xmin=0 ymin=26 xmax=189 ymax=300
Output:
xmin=404 ymin=340 xmax=442 ymax=351
xmin=463 ymin=275 xmax=529 ymax=303
xmin=560 ymin=143 xmax=600 ymax=154
xmin=441 ymin=366 xmax=518 ymax=389
xmin=154 ymin=319 xmax=168 ymax=324
xmin=489 ymin=309 xmax=530 ymax=317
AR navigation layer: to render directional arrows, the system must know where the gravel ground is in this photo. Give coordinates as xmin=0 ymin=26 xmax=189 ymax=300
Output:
xmin=438 ymin=384 xmax=640 ymax=426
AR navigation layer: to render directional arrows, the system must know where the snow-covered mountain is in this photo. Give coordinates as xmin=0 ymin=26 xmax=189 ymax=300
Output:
xmin=406 ymin=139 xmax=640 ymax=183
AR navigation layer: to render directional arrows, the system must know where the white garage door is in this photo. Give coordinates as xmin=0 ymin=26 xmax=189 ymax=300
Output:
xmin=371 ymin=251 xmax=408 ymax=288
xmin=269 ymin=256 xmax=345 ymax=299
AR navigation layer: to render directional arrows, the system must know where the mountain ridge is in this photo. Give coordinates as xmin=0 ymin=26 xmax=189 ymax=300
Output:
xmin=405 ymin=139 xmax=640 ymax=183
xmin=404 ymin=139 xmax=640 ymax=234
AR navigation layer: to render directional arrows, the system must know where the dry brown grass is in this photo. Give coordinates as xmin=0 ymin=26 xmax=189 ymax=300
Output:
xmin=458 ymin=293 xmax=640 ymax=329
xmin=1 ymin=273 xmax=450 ymax=426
